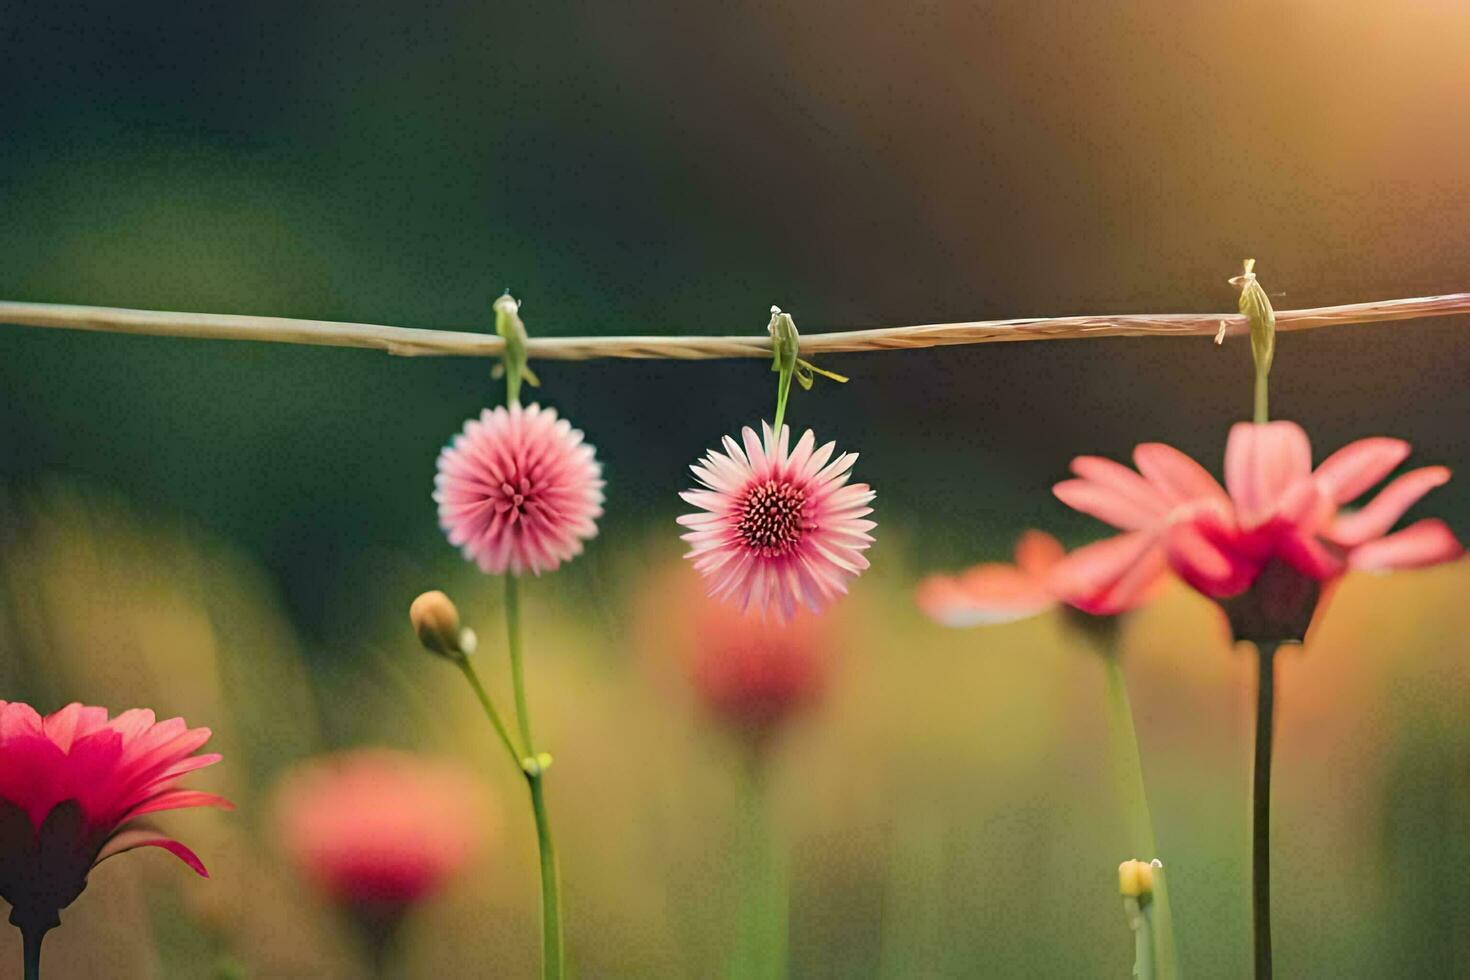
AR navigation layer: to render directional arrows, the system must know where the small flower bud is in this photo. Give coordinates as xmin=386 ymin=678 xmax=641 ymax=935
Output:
xmin=1231 ymin=258 xmax=1276 ymax=381
xmin=411 ymin=591 xmax=469 ymax=660
xmin=1118 ymin=859 xmax=1156 ymax=898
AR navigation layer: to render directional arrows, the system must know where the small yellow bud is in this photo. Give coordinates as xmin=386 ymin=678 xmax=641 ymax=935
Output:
xmin=410 ymin=590 xmax=468 ymax=659
xmin=1118 ymin=859 xmax=1156 ymax=898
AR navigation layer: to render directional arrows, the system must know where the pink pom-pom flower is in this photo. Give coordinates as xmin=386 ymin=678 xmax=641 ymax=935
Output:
xmin=678 ymin=422 xmax=876 ymax=620
xmin=435 ymin=403 xmax=605 ymax=576
xmin=0 ymin=701 xmax=230 ymax=937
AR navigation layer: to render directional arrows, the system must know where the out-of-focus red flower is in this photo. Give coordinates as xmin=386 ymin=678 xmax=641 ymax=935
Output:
xmin=916 ymin=529 xmax=1161 ymax=624
xmin=0 ymin=701 xmax=230 ymax=937
xmin=1054 ymin=421 xmax=1464 ymax=640
xmin=274 ymin=749 xmax=487 ymax=917
xmin=689 ymin=597 xmax=834 ymax=743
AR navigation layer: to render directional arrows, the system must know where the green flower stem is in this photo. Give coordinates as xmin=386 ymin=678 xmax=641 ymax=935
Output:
xmin=1123 ymin=897 xmax=1156 ymax=980
xmin=456 ymin=657 xmax=524 ymax=770
xmin=772 ymin=370 xmax=793 ymax=433
xmin=1101 ymin=649 xmax=1179 ymax=980
xmin=1252 ymin=642 xmax=1278 ymax=980
xmin=1253 ymin=369 xmax=1269 ymax=425
xmin=504 ymin=574 xmax=565 ymax=980
xmin=527 ymin=769 xmax=564 ymax=980
xmin=731 ymin=752 xmax=787 ymax=980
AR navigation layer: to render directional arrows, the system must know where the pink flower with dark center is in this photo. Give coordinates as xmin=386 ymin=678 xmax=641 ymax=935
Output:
xmin=0 ymin=702 xmax=230 ymax=940
xmin=917 ymin=529 xmax=1161 ymax=624
xmin=678 ymin=422 xmax=876 ymax=620
xmin=435 ymin=403 xmax=604 ymax=576
xmin=1052 ymin=421 xmax=1463 ymax=638
xmin=1167 ymin=421 xmax=1463 ymax=595
xmin=275 ymin=749 xmax=487 ymax=918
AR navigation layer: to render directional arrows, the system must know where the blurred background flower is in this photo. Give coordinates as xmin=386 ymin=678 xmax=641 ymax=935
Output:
xmin=274 ymin=748 xmax=491 ymax=974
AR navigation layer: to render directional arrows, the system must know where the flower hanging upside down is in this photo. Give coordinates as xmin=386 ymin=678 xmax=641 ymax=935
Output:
xmin=1052 ymin=421 xmax=1464 ymax=640
xmin=0 ymin=701 xmax=230 ymax=956
xmin=679 ymin=422 xmax=876 ymax=621
xmin=435 ymin=403 xmax=605 ymax=576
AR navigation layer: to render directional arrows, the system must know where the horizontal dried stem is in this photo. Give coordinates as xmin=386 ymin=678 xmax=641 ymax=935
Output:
xmin=0 ymin=292 xmax=1467 ymax=361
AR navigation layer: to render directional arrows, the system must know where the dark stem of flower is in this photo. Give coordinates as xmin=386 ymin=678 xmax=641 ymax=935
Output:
xmin=1252 ymin=642 xmax=1278 ymax=980
xmin=21 ymin=924 xmax=48 ymax=980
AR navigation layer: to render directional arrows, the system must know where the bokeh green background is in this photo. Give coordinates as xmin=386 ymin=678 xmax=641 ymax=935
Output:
xmin=2 ymin=1 xmax=1469 ymax=977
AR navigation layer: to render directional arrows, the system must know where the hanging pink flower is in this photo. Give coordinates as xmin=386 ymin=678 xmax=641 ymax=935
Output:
xmin=678 ymin=422 xmax=876 ymax=620
xmin=274 ymin=749 xmax=488 ymax=917
xmin=0 ymin=702 xmax=230 ymax=941
xmin=1166 ymin=421 xmax=1462 ymax=595
xmin=435 ymin=403 xmax=604 ymax=576
xmin=916 ymin=529 xmax=1162 ymax=623
xmin=1052 ymin=421 xmax=1463 ymax=638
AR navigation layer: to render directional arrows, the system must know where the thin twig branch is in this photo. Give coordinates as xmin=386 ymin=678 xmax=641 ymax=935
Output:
xmin=1 ymin=293 xmax=1467 ymax=361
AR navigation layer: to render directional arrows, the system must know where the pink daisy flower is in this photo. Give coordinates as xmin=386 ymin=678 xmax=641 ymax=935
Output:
xmin=678 ymin=422 xmax=876 ymax=620
xmin=435 ymin=403 xmax=605 ymax=576
xmin=0 ymin=702 xmax=230 ymax=953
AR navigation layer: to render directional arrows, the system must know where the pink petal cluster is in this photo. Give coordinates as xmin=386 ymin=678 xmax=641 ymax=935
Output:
xmin=679 ymin=422 xmax=876 ymax=620
xmin=689 ymin=597 xmax=833 ymax=741
xmin=275 ymin=749 xmax=487 ymax=912
xmin=0 ymin=702 xmax=229 ymax=931
xmin=1052 ymin=421 xmax=1463 ymax=608
xmin=435 ymin=403 xmax=604 ymax=576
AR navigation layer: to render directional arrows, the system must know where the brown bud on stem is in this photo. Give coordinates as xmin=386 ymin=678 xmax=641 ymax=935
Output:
xmin=410 ymin=590 xmax=474 ymax=660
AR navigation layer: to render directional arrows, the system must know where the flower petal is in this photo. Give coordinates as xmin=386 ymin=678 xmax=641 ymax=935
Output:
xmin=1312 ymin=437 xmax=1410 ymax=504
xmin=1224 ymin=421 xmax=1313 ymax=528
xmin=1134 ymin=442 xmax=1228 ymax=507
xmin=1054 ymin=479 xmax=1160 ymax=531
xmin=1327 ymin=467 xmax=1451 ymax=547
xmin=1014 ymin=530 xmax=1066 ymax=576
xmin=1047 ymin=532 xmax=1167 ymax=615
xmin=1347 ymin=519 xmax=1465 ymax=571
xmin=96 ymin=827 xmax=209 ymax=877
xmin=1164 ymin=519 xmax=1258 ymax=597
xmin=915 ymin=566 xmax=1055 ymax=627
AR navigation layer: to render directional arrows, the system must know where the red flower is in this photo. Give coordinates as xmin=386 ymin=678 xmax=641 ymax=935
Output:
xmin=0 ymin=702 xmax=230 ymax=937
xmin=274 ymin=749 xmax=487 ymax=915
xmin=689 ymin=598 xmax=833 ymax=743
